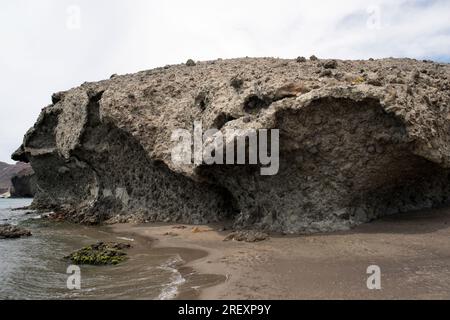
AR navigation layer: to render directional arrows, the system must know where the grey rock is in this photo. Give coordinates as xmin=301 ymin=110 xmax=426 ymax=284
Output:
xmin=313 ymin=114 xmax=322 ymax=125
xmin=320 ymin=69 xmax=333 ymax=77
xmin=51 ymin=91 xmax=65 ymax=104
xmin=0 ymin=224 xmax=32 ymax=239
xmin=186 ymin=59 xmax=196 ymax=67
xmin=411 ymin=70 xmax=421 ymax=81
xmin=366 ymin=145 xmax=376 ymax=154
xmin=367 ymin=78 xmax=383 ymax=87
xmin=323 ymin=60 xmax=338 ymax=69
xmin=12 ymin=57 xmax=450 ymax=234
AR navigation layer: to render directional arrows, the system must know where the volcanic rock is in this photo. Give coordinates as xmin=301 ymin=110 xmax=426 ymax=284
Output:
xmin=12 ymin=57 xmax=450 ymax=234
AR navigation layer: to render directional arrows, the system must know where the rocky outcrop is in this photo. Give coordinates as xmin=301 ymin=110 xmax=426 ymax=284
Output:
xmin=10 ymin=166 xmax=36 ymax=198
xmin=13 ymin=57 xmax=450 ymax=233
xmin=0 ymin=224 xmax=32 ymax=239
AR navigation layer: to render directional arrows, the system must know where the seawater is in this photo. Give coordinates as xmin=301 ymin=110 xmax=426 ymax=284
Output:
xmin=0 ymin=199 xmax=222 ymax=299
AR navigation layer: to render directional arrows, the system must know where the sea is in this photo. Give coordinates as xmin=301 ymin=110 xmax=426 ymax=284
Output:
xmin=0 ymin=198 xmax=223 ymax=300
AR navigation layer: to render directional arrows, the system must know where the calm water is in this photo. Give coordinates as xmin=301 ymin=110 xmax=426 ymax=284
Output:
xmin=0 ymin=199 xmax=223 ymax=300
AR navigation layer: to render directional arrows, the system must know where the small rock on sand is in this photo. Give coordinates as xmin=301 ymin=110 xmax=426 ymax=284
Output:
xmin=192 ymin=227 xmax=211 ymax=233
xmin=164 ymin=232 xmax=179 ymax=237
xmin=172 ymin=225 xmax=187 ymax=229
xmin=223 ymin=230 xmax=269 ymax=242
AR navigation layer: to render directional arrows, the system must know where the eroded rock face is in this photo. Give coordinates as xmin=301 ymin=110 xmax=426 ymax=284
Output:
xmin=13 ymin=57 xmax=450 ymax=233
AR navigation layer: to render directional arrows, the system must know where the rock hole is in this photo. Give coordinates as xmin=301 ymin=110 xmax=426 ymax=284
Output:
xmin=86 ymin=90 xmax=104 ymax=126
xmin=195 ymin=92 xmax=209 ymax=111
xmin=212 ymin=112 xmax=237 ymax=129
xmin=220 ymin=187 xmax=241 ymax=219
xmin=230 ymin=77 xmax=244 ymax=91
xmin=243 ymin=94 xmax=273 ymax=113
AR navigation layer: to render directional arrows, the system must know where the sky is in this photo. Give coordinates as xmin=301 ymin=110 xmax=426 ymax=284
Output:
xmin=0 ymin=0 xmax=449 ymax=164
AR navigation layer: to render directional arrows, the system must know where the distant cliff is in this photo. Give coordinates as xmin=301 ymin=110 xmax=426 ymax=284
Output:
xmin=0 ymin=162 xmax=32 ymax=195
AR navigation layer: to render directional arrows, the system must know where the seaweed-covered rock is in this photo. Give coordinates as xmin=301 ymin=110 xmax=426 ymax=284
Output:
xmin=0 ymin=224 xmax=32 ymax=239
xmin=65 ymin=242 xmax=131 ymax=265
xmin=12 ymin=57 xmax=450 ymax=234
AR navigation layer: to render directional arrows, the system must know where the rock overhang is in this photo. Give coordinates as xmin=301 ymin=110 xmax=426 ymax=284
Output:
xmin=13 ymin=57 xmax=450 ymax=233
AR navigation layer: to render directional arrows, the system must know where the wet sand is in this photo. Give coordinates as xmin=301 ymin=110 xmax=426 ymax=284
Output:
xmin=86 ymin=230 xmax=226 ymax=300
xmin=112 ymin=207 xmax=450 ymax=300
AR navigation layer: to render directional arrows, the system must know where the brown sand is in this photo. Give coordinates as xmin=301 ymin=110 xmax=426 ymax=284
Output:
xmin=112 ymin=207 xmax=450 ymax=300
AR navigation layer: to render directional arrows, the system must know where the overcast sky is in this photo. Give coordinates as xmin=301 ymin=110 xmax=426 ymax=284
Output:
xmin=1 ymin=0 xmax=449 ymax=164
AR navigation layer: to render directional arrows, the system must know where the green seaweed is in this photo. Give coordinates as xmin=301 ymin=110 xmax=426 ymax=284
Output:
xmin=65 ymin=242 xmax=130 ymax=265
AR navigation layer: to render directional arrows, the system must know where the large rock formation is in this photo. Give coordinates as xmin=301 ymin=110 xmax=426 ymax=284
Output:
xmin=12 ymin=57 xmax=450 ymax=233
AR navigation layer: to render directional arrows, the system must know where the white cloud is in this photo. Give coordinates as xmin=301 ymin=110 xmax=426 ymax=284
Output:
xmin=0 ymin=0 xmax=449 ymax=163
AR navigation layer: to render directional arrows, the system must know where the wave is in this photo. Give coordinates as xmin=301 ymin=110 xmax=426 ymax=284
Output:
xmin=156 ymin=255 xmax=186 ymax=300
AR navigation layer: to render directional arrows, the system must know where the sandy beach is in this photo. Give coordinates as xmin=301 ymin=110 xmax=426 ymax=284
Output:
xmin=112 ymin=207 xmax=450 ymax=300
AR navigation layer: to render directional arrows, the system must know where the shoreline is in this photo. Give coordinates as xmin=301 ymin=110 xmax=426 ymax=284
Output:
xmin=112 ymin=206 xmax=450 ymax=299
xmin=109 ymin=223 xmax=229 ymax=299
xmin=110 ymin=223 xmax=231 ymax=299
xmin=4 ymin=197 xmax=449 ymax=300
